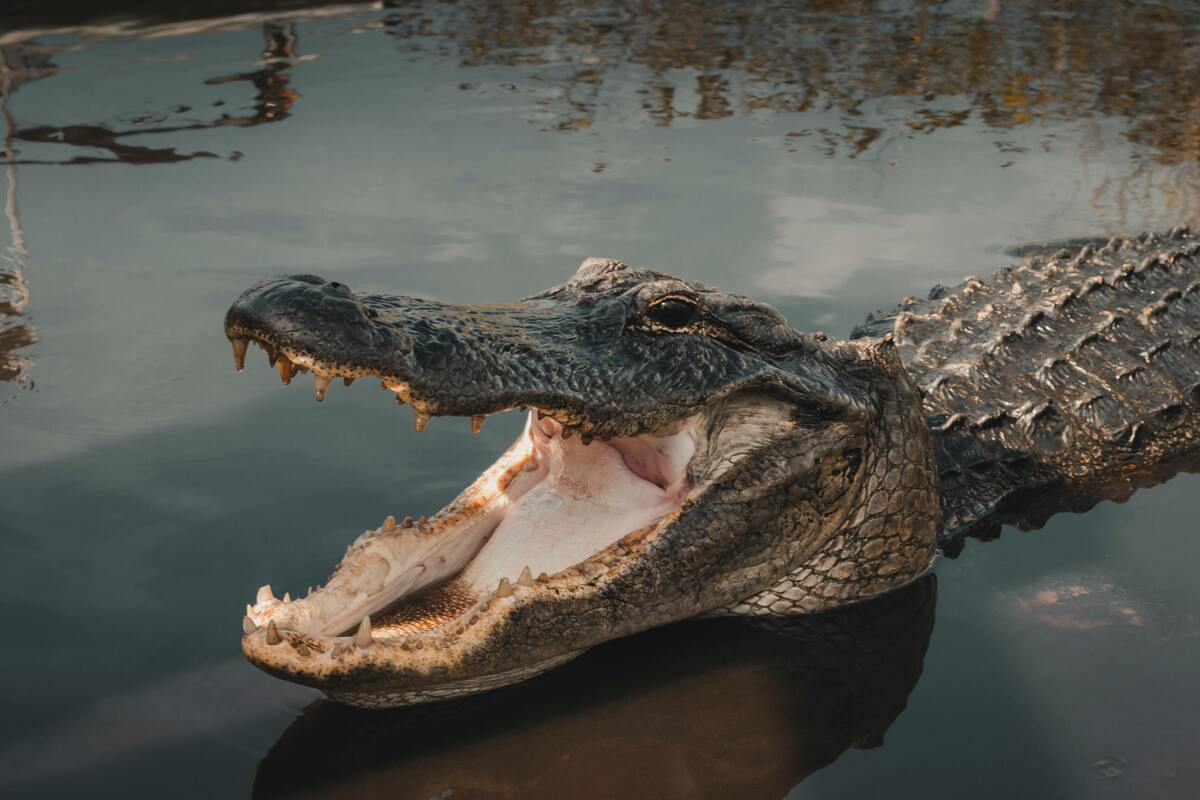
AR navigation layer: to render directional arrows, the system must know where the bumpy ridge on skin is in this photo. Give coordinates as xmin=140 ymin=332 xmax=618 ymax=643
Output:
xmin=854 ymin=226 xmax=1200 ymax=545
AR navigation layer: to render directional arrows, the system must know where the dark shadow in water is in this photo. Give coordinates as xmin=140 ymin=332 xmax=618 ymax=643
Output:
xmin=253 ymin=575 xmax=935 ymax=800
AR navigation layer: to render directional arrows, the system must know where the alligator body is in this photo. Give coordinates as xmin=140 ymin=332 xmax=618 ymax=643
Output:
xmin=225 ymin=225 xmax=1200 ymax=707
xmin=854 ymin=226 xmax=1200 ymax=550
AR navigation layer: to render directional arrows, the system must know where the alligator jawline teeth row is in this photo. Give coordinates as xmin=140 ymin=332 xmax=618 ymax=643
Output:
xmin=227 ymin=330 xmax=597 ymax=438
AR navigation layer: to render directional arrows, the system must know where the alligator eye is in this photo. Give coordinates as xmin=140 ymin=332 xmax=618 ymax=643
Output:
xmin=647 ymin=297 xmax=699 ymax=329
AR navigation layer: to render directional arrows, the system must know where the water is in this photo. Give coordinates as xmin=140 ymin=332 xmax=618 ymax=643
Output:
xmin=1 ymin=2 xmax=1198 ymax=797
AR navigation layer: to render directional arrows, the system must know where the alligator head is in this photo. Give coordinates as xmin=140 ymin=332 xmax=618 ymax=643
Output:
xmin=226 ymin=258 xmax=939 ymax=707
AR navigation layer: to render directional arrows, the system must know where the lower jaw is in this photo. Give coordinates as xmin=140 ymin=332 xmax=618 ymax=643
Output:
xmin=243 ymin=410 xmax=698 ymax=653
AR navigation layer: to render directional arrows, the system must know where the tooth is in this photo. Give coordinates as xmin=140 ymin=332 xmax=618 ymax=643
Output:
xmin=282 ymin=592 xmax=291 ymax=603
xmin=517 ymin=566 xmax=534 ymax=587
xmin=381 ymin=381 xmax=390 ymax=391
xmin=353 ymin=615 xmax=373 ymax=648
xmin=256 ymin=585 xmax=275 ymax=604
xmin=536 ymin=572 xmax=550 ymax=584
xmin=418 ymin=515 xmax=427 ymax=525
xmin=332 ymin=642 xmax=351 ymax=657
xmin=266 ymin=620 xmax=282 ymax=645
xmin=401 ymin=516 xmax=414 ymax=528
xmin=230 ymin=337 xmax=249 ymax=371
xmin=471 ymin=415 xmax=486 ymax=434
xmin=414 ymin=411 xmax=430 ymax=432
xmin=307 ymin=586 xmax=313 ymax=596
xmin=242 ymin=615 xmax=258 ymax=635
xmin=382 ymin=515 xmax=397 ymax=532
xmin=496 ymin=577 xmax=513 ymax=598
xmin=562 ymin=427 xmax=574 ymax=439
xmin=313 ymin=374 xmax=330 ymax=401
xmin=343 ymin=377 xmax=355 ymax=387
xmin=246 ymin=603 xmax=255 ymax=617
xmin=523 ymin=459 xmax=538 ymax=472
xmin=278 ymin=358 xmax=293 ymax=385
xmin=266 ymin=346 xmax=278 ymax=367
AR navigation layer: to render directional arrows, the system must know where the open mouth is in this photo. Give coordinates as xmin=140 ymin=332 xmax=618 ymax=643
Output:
xmin=233 ymin=332 xmax=702 ymax=654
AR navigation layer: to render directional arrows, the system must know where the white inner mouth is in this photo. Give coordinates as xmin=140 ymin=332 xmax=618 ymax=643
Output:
xmin=246 ymin=410 xmax=699 ymax=640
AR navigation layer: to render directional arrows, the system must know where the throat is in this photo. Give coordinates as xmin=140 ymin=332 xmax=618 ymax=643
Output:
xmin=459 ymin=413 xmax=696 ymax=593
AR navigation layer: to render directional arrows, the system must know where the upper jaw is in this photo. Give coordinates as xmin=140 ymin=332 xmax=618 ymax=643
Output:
xmin=224 ymin=274 xmax=782 ymax=439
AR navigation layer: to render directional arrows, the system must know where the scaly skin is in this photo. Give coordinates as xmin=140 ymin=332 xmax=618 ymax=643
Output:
xmin=224 ymin=228 xmax=1200 ymax=706
xmin=854 ymin=224 xmax=1200 ymax=551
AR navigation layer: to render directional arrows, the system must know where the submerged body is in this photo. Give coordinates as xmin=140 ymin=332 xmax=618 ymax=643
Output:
xmin=225 ymin=226 xmax=1200 ymax=707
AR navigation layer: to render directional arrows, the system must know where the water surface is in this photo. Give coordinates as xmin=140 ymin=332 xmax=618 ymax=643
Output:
xmin=1 ymin=2 xmax=1198 ymax=798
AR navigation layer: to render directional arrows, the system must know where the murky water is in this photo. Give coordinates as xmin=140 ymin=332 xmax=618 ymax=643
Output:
xmin=2 ymin=2 xmax=1199 ymax=797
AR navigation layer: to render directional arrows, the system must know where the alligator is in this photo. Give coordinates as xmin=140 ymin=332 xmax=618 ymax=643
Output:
xmin=226 ymin=225 xmax=1200 ymax=708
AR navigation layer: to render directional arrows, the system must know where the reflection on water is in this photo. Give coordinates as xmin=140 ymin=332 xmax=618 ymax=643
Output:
xmin=254 ymin=576 xmax=935 ymax=799
xmin=5 ymin=23 xmax=302 ymax=166
xmin=379 ymin=0 xmax=1200 ymax=218
xmin=0 ymin=18 xmax=308 ymax=384
xmin=0 ymin=2 xmax=1198 ymax=798
xmin=0 ymin=45 xmax=35 ymax=389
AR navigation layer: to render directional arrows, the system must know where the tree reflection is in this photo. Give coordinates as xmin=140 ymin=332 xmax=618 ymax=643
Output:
xmin=0 ymin=21 xmax=305 ymax=385
xmin=380 ymin=0 xmax=1200 ymax=218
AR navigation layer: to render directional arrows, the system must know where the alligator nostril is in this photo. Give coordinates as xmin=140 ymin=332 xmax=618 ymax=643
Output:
xmin=324 ymin=280 xmax=353 ymax=298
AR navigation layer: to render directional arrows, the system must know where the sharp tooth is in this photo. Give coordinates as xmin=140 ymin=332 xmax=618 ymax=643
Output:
xmin=313 ymin=374 xmax=331 ymax=401
xmin=353 ymin=615 xmax=373 ymax=648
xmin=414 ymin=411 xmax=430 ymax=432
xmin=230 ymin=337 xmax=249 ymax=371
xmin=246 ymin=603 xmax=255 ymax=617
xmin=517 ymin=566 xmax=534 ymax=587
xmin=266 ymin=345 xmax=278 ymax=367
xmin=382 ymin=515 xmax=397 ymax=532
xmin=256 ymin=584 xmax=275 ymax=604
xmin=401 ymin=516 xmax=414 ymax=528
xmin=242 ymin=615 xmax=258 ymax=635
xmin=307 ymin=585 xmax=313 ymax=596
xmin=282 ymin=592 xmax=291 ymax=603
xmin=418 ymin=515 xmax=427 ymax=525
xmin=278 ymin=358 xmax=293 ymax=385
xmin=536 ymin=572 xmax=550 ymax=584
xmin=496 ymin=577 xmax=513 ymax=598
xmin=381 ymin=381 xmax=390 ymax=391
xmin=343 ymin=377 xmax=355 ymax=387
xmin=265 ymin=620 xmax=283 ymax=645
xmin=471 ymin=415 xmax=486 ymax=434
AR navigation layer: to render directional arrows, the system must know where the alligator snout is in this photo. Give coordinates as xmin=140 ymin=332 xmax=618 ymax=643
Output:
xmin=225 ymin=275 xmax=412 ymax=379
